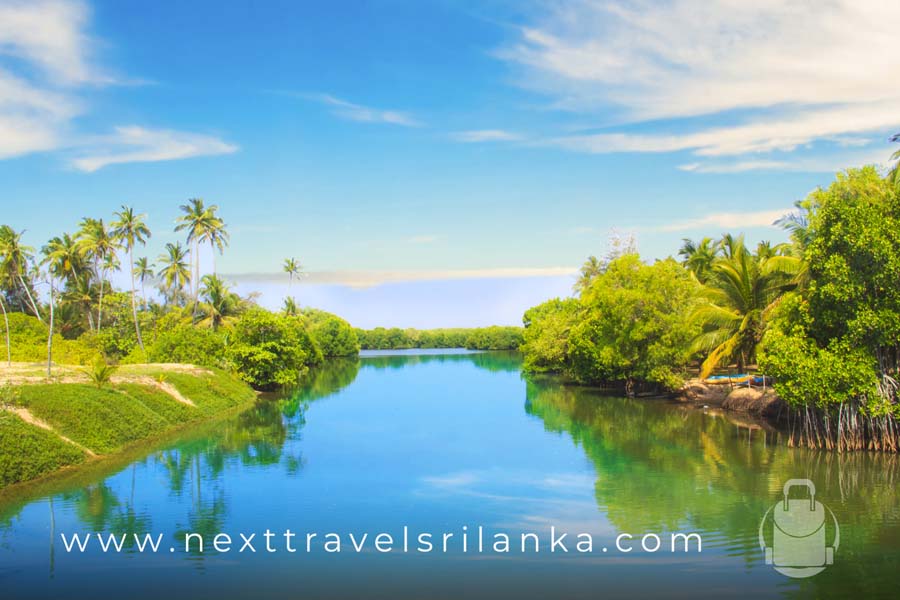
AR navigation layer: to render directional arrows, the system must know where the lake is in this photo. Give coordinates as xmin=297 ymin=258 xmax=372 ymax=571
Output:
xmin=1 ymin=350 xmax=898 ymax=599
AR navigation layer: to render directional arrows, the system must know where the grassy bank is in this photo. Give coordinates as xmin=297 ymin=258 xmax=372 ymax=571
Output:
xmin=0 ymin=363 xmax=256 ymax=487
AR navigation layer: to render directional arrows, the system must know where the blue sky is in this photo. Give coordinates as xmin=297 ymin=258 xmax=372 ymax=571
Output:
xmin=2 ymin=0 xmax=899 ymax=327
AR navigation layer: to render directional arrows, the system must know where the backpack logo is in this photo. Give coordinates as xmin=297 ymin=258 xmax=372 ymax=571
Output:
xmin=758 ymin=479 xmax=840 ymax=578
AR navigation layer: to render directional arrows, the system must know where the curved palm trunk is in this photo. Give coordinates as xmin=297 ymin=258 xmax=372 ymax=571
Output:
xmin=46 ymin=278 xmax=55 ymax=377
xmin=128 ymin=247 xmax=145 ymax=351
xmin=18 ymin=272 xmax=44 ymax=324
xmin=0 ymin=295 xmax=10 ymax=366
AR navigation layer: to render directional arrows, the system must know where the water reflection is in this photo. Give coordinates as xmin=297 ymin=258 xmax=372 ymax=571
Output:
xmin=525 ymin=375 xmax=900 ymax=597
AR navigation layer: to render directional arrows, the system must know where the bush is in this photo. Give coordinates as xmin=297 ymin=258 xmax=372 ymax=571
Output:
xmin=130 ymin=325 xmax=227 ymax=368
xmin=225 ymin=308 xmax=316 ymax=390
xmin=302 ymin=309 xmax=360 ymax=357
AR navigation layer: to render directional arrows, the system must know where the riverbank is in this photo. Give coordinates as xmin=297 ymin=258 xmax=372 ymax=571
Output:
xmin=679 ymin=378 xmax=786 ymax=419
xmin=0 ymin=363 xmax=257 ymax=488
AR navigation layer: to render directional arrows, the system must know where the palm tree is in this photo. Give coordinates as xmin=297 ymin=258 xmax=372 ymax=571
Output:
xmin=77 ymin=218 xmax=118 ymax=332
xmin=112 ymin=206 xmax=151 ymax=351
xmin=198 ymin=274 xmax=242 ymax=330
xmin=0 ymin=285 xmax=9 ymax=366
xmin=157 ymin=242 xmax=191 ymax=305
xmin=0 ymin=225 xmax=43 ymax=322
xmin=134 ymin=257 xmax=154 ymax=308
xmin=41 ymin=241 xmax=68 ymax=376
xmin=890 ymin=133 xmax=900 ymax=186
xmin=574 ymin=256 xmax=602 ymax=294
xmin=690 ymin=237 xmax=794 ymax=377
xmin=678 ymin=237 xmax=718 ymax=283
xmin=282 ymin=296 xmax=299 ymax=316
xmin=283 ymin=258 xmax=303 ymax=289
xmin=203 ymin=209 xmax=228 ymax=275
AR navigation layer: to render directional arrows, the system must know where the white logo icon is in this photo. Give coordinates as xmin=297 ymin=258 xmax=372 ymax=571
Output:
xmin=758 ymin=479 xmax=840 ymax=578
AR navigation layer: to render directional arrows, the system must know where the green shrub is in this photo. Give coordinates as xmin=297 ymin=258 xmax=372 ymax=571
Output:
xmin=132 ymin=325 xmax=227 ymax=368
xmin=225 ymin=309 xmax=315 ymax=390
xmin=117 ymin=383 xmax=196 ymax=424
xmin=303 ymin=309 xmax=360 ymax=356
xmin=0 ymin=412 xmax=86 ymax=486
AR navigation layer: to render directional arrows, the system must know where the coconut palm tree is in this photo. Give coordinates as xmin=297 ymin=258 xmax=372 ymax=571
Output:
xmin=203 ymin=209 xmax=228 ymax=275
xmin=157 ymin=242 xmax=191 ymax=305
xmin=77 ymin=218 xmax=118 ymax=332
xmin=574 ymin=256 xmax=602 ymax=294
xmin=282 ymin=296 xmax=299 ymax=316
xmin=198 ymin=274 xmax=242 ymax=330
xmin=41 ymin=240 xmax=69 ymax=376
xmin=112 ymin=206 xmax=151 ymax=351
xmin=690 ymin=237 xmax=794 ymax=377
xmin=678 ymin=237 xmax=718 ymax=283
xmin=0 ymin=283 xmax=9 ymax=366
xmin=0 ymin=225 xmax=43 ymax=322
xmin=283 ymin=258 xmax=303 ymax=289
xmin=134 ymin=257 xmax=154 ymax=308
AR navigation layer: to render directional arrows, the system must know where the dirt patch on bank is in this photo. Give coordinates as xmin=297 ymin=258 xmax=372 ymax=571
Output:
xmin=1 ymin=406 xmax=96 ymax=457
xmin=722 ymin=387 xmax=786 ymax=419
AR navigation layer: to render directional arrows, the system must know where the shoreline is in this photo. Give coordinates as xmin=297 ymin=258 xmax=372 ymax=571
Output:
xmin=0 ymin=363 xmax=257 ymax=490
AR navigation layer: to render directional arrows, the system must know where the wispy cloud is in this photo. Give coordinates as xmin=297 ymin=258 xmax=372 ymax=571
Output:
xmin=497 ymin=0 xmax=900 ymax=171
xmin=451 ymin=129 xmax=523 ymax=143
xmin=655 ymin=209 xmax=790 ymax=232
xmin=71 ymin=126 xmax=238 ymax=172
xmin=225 ymin=267 xmax=577 ymax=289
xmin=299 ymin=92 xmax=422 ymax=127
xmin=0 ymin=0 xmax=235 ymax=169
xmin=407 ymin=234 xmax=440 ymax=244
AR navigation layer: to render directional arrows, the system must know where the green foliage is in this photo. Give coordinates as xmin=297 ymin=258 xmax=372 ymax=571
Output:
xmin=225 ymin=308 xmax=316 ymax=390
xmin=84 ymin=358 xmax=117 ymax=388
xmin=758 ymin=168 xmax=900 ymax=417
xmin=568 ymin=255 xmax=699 ymax=391
xmin=302 ymin=309 xmax=360 ymax=356
xmin=522 ymin=255 xmax=699 ymax=392
xmin=0 ymin=412 xmax=86 ymax=487
xmin=356 ymin=326 xmax=523 ymax=350
xmin=805 ymin=167 xmax=900 ymax=350
xmin=3 ymin=312 xmax=96 ymax=364
xmin=161 ymin=369 xmax=257 ymax=413
xmin=130 ymin=324 xmax=227 ymax=368
xmin=521 ymin=298 xmax=579 ymax=373
xmin=14 ymin=385 xmax=169 ymax=454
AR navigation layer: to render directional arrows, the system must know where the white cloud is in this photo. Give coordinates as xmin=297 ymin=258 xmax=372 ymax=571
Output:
xmin=451 ymin=129 xmax=523 ymax=143
xmin=71 ymin=126 xmax=238 ymax=172
xmin=656 ymin=209 xmax=790 ymax=232
xmin=226 ymin=267 xmax=577 ymax=289
xmin=678 ymin=149 xmax=889 ymax=174
xmin=498 ymin=1 xmax=900 ymax=170
xmin=0 ymin=0 xmax=236 ymax=169
xmin=306 ymin=93 xmax=422 ymax=127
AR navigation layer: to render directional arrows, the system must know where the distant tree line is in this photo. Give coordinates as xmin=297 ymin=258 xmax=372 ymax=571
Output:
xmin=356 ymin=326 xmax=523 ymax=351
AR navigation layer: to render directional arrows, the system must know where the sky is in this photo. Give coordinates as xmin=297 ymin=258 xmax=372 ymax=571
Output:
xmin=2 ymin=0 xmax=899 ymax=327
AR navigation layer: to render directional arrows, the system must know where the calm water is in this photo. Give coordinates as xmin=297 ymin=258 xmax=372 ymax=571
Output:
xmin=1 ymin=351 xmax=898 ymax=599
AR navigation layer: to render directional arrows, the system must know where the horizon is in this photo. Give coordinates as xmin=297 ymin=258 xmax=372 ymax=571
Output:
xmin=2 ymin=0 xmax=899 ymax=327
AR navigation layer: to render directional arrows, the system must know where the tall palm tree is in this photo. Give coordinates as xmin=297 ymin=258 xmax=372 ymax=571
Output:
xmin=691 ymin=237 xmax=794 ymax=376
xmin=0 ymin=280 xmax=9 ymax=366
xmin=283 ymin=258 xmax=303 ymax=289
xmin=0 ymin=225 xmax=43 ymax=322
xmin=77 ymin=218 xmax=118 ymax=332
xmin=198 ymin=274 xmax=241 ymax=330
xmin=134 ymin=257 xmax=154 ymax=308
xmin=112 ymin=206 xmax=151 ymax=351
xmin=678 ymin=237 xmax=718 ymax=283
xmin=157 ymin=242 xmax=191 ymax=305
xmin=203 ymin=209 xmax=228 ymax=275
xmin=574 ymin=256 xmax=602 ymax=294
xmin=282 ymin=296 xmax=299 ymax=316
xmin=41 ymin=240 xmax=68 ymax=376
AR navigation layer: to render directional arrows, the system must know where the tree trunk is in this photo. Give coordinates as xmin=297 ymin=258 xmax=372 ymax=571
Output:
xmin=129 ymin=247 xmax=145 ymax=351
xmin=0 ymin=295 xmax=10 ymax=366
xmin=18 ymin=273 xmax=44 ymax=324
xmin=46 ymin=278 xmax=55 ymax=378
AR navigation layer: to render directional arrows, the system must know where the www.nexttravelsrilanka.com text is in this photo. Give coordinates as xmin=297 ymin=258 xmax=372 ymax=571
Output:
xmin=58 ymin=527 xmax=702 ymax=556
